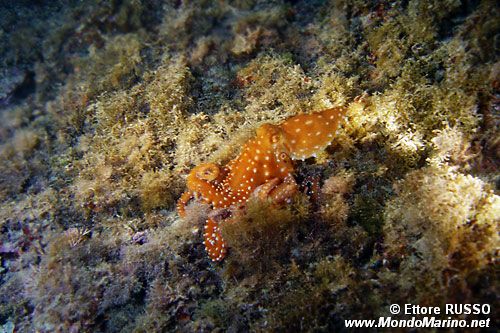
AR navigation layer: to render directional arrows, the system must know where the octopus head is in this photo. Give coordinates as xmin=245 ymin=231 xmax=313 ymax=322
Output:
xmin=256 ymin=123 xmax=291 ymax=153
xmin=275 ymin=150 xmax=294 ymax=176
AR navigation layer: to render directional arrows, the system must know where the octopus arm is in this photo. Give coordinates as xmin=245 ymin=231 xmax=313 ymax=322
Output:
xmin=177 ymin=191 xmax=194 ymax=218
xmin=203 ymin=218 xmax=227 ymax=261
xmin=186 ymin=163 xmax=233 ymax=209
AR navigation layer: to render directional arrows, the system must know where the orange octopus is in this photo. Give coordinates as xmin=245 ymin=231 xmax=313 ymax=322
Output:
xmin=177 ymin=107 xmax=346 ymax=262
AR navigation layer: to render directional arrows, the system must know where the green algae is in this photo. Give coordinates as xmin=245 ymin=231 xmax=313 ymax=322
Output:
xmin=0 ymin=0 xmax=498 ymax=331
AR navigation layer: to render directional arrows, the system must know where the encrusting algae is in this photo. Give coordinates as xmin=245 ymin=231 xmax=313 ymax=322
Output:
xmin=178 ymin=107 xmax=347 ymax=261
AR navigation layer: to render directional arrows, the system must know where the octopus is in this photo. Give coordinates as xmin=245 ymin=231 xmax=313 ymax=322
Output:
xmin=177 ymin=106 xmax=346 ymax=262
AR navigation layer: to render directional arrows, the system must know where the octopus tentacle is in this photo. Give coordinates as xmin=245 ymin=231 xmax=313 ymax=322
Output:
xmin=177 ymin=191 xmax=194 ymax=218
xmin=269 ymin=175 xmax=299 ymax=204
xmin=203 ymin=218 xmax=226 ymax=261
xmin=186 ymin=163 xmax=233 ymax=209
xmin=251 ymin=175 xmax=298 ymax=204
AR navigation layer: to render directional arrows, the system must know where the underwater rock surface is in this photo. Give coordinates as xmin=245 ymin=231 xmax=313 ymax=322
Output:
xmin=0 ymin=0 xmax=498 ymax=331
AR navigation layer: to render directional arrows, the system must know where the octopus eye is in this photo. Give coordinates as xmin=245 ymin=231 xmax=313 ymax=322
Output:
xmin=279 ymin=152 xmax=289 ymax=160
